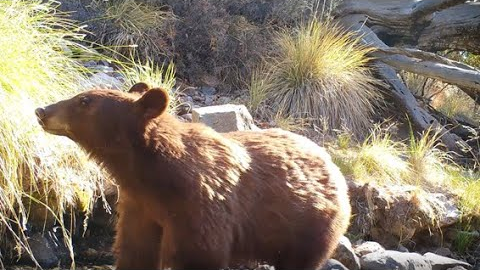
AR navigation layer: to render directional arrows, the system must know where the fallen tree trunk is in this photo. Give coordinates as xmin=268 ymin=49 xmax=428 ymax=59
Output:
xmin=336 ymin=0 xmax=480 ymax=54
xmin=375 ymin=52 xmax=480 ymax=95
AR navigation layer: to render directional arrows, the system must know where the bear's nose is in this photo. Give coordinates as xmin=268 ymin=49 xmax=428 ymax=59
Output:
xmin=35 ymin=108 xmax=46 ymax=120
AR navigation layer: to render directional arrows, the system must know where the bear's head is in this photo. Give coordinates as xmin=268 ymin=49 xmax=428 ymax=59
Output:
xmin=35 ymin=82 xmax=170 ymax=148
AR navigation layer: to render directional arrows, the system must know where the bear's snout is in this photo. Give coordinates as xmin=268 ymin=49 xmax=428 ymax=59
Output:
xmin=35 ymin=107 xmax=46 ymax=120
xmin=34 ymin=104 xmax=71 ymax=137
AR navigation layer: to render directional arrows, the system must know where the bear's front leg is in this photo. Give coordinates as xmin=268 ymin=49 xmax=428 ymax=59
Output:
xmin=113 ymin=199 xmax=163 ymax=270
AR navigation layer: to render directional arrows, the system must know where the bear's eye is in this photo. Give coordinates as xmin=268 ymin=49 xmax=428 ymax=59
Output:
xmin=79 ymin=96 xmax=91 ymax=107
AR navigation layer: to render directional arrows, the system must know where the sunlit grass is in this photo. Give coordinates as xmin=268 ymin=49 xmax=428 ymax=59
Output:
xmin=400 ymin=71 xmax=479 ymax=124
xmin=449 ymin=168 xmax=480 ymax=220
xmin=258 ymin=18 xmax=381 ymax=137
xmin=273 ymin=111 xmax=307 ymax=132
xmin=406 ymin=127 xmax=451 ymax=188
xmin=0 ymin=0 xmax=109 ymax=267
xmin=341 ymin=124 xmax=409 ymax=185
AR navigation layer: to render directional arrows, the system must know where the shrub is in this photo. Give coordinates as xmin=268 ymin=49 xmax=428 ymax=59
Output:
xmin=256 ymin=18 xmax=381 ymax=137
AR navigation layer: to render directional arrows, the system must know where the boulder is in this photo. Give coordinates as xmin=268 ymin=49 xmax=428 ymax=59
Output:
xmin=423 ymin=252 xmax=472 ymax=270
xmin=348 ymin=182 xmax=462 ymax=248
xmin=20 ymin=230 xmax=70 ymax=268
xmin=199 ymin=86 xmax=217 ymax=96
xmin=361 ymin=250 xmax=431 ymax=270
xmin=192 ymin=104 xmax=259 ymax=133
xmin=332 ymin=236 xmax=361 ymax=270
xmin=434 ymin=247 xmax=452 ymax=257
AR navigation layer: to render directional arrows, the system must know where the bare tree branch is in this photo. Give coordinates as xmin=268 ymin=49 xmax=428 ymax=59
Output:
xmin=375 ymin=47 xmax=478 ymax=71
xmin=375 ymin=53 xmax=480 ymax=92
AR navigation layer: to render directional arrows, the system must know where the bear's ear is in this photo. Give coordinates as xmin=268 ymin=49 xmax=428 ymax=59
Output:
xmin=128 ymin=82 xmax=150 ymax=95
xmin=135 ymin=88 xmax=170 ymax=120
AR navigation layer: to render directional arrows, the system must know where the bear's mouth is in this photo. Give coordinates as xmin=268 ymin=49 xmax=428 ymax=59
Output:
xmin=37 ymin=119 xmax=70 ymax=137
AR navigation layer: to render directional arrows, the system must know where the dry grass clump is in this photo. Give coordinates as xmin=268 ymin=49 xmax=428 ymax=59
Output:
xmin=354 ymin=125 xmax=410 ymax=185
xmin=250 ymin=19 xmax=381 ymax=137
xmin=406 ymin=127 xmax=452 ymax=187
xmin=95 ymin=0 xmax=173 ymax=58
xmin=269 ymin=0 xmax=334 ymax=24
xmin=0 ymin=0 xmax=109 ymax=266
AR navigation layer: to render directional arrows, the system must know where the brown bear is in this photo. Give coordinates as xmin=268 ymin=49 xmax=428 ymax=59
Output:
xmin=35 ymin=82 xmax=351 ymax=270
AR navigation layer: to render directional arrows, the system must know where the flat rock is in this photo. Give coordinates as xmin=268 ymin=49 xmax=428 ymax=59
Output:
xmin=192 ymin=104 xmax=259 ymax=133
xmin=333 ymin=236 xmax=361 ymax=270
xmin=423 ymin=252 xmax=472 ymax=270
xmin=361 ymin=250 xmax=432 ymax=270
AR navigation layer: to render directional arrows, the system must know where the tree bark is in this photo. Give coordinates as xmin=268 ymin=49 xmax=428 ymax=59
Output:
xmin=374 ymin=52 xmax=480 ymax=95
xmin=336 ymin=0 xmax=480 ymax=54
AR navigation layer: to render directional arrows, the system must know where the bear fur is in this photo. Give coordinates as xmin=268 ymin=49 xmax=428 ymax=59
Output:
xmin=35 ymin=82 xmax=351 ymax=270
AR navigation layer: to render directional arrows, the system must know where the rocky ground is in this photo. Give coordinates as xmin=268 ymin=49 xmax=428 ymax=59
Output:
xmin=5 ymin=61 xmax=478 ymax=270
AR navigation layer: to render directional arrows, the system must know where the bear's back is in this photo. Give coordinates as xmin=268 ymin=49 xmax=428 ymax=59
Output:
xmin=223 ymin=128 xmax=351 ymax=261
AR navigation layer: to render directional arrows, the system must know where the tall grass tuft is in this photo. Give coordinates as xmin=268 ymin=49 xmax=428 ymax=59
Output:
xmin=247 ymin=66 xmax=271 ymax=113
xmin=406 ymin=127 xmax=451 ymax=188
xmin=351 ymin=124 xmax=409 ymax=185
xmin=0 ymin=0 xmax=109 ymax=267
xmin=259 ymin=18 xmax=381 ymax=136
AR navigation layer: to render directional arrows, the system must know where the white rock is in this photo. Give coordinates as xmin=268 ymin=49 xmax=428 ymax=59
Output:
xmin=192 ymin=104 xmax=259 ymax=133
xmin=423 ymin=252 xmax=472 ymax=270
